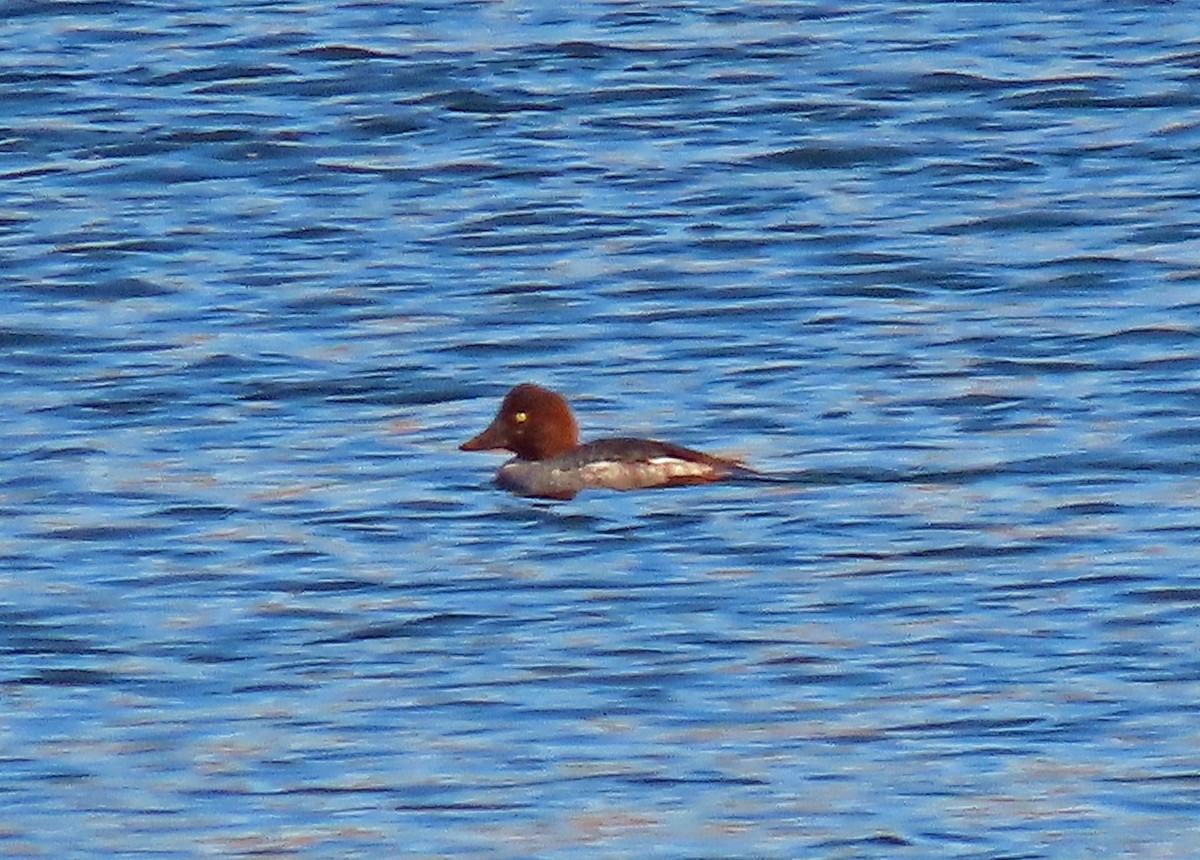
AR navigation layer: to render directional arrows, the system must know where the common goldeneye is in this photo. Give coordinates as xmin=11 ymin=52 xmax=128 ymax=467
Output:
xmin=460 ymin=383 xmax=749 ymax=500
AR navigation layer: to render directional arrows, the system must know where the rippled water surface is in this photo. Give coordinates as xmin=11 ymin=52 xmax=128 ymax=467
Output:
xmin=4 ymin=2 xmax=1200 ymax=857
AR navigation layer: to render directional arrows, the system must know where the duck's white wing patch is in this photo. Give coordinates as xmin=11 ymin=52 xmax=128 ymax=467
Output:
xmin=577 ymin=457 xmax=715 ymax=490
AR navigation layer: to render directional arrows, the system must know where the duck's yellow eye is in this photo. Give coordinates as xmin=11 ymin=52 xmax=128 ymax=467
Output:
xmin=514 ymin=411 xmax=528 ymax=423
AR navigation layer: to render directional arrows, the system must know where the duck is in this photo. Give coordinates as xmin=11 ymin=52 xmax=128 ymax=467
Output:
xmin=460 ymin=382 xmax=750 ymax=500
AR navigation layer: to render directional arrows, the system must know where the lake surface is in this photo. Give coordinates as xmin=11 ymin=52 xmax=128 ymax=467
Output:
xmin=3 ymin=2 xmax=1200 ymax=857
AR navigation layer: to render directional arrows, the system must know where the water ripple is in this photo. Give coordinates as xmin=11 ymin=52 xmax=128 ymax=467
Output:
xmin=3 ymin=1 xmax=1200 ymax=858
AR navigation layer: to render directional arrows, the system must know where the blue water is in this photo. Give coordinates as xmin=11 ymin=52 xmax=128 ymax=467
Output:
xmin=3 ymin=2 xmax=1200 ymax=857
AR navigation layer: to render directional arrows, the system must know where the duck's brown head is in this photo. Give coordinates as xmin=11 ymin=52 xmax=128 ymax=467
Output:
xmin=460 ymin=383 xmax=580 ymax=461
